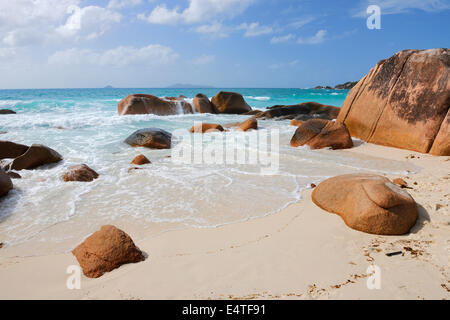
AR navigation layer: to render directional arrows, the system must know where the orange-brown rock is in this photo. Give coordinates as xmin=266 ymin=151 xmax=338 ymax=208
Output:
xmin=290 ymin=119 xmax=353 ymax=150
xmin=125 ymin=128 xmax=172 ymax=149
xmin=9 ymin=144 xmax=62 ymax=170
xmin=0 ymin=141 xmax=29 ymax=160
xmin=190 ymin=123 xmax=225 ymax=133
xmin=393 ymin=178 xmax=408 ymax=188
xmin=63 ymin=164 xmax=99 ymax=182
xmin=118 ymin=94 xmax=193 ymax=116
xmin=0 ymin=168 xmax=13 ymax=197
xmin=238 ymin=118 xmax=258 ymax=131
xmin=193 ymin=93 xmax=216 ymax=114
xmin=338 ymin=49 xmax=450 ymax=156
xmin=211 ymin=91 xmax=252 ymax=114
xmin=72 ymin=225 xmax=145 ymax=278
xmin=291 ymin=119 xmax=304 ymax=126
xmin=131 ymin=154 xmax=151 ymax=165
xmin=254 ymin=102 xmax=340 ymax=121
xmin=312 ymin=174 xmax=418 ymax=235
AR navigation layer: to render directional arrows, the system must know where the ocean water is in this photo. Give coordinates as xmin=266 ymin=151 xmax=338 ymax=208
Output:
xmin=0 ymin=88 xmax=415 ymax=255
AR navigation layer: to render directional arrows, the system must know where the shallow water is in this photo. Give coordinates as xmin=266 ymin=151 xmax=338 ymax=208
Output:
xmin=0 ymin=88 xmax=417 ymax=255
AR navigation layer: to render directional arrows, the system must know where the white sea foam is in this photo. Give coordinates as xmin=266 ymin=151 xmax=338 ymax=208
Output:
xmin=245 ymin=96 xmax=271 ymax=101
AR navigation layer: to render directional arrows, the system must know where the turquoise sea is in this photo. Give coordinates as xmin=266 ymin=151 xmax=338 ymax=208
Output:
xmin=0 ymin=88 xmax=412 ymax=254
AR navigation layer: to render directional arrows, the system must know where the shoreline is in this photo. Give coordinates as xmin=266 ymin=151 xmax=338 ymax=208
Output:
xmin=0 ymin=142 xmax=448 ymax=300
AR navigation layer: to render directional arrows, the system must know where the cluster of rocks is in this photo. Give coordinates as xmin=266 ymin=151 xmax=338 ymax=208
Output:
xmin=314 ymin=81 xmax=358 ymax=90
xmin=118 ymin=91 xmax=252 ymax=116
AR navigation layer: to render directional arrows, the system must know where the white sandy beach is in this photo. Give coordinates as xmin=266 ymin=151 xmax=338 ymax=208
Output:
xmin=0 ymin=142 xmax=448 ymax=300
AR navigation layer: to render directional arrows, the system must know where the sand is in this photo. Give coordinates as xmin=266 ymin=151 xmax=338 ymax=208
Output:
xmin=0 ymin=142 xmax=448 ymax=300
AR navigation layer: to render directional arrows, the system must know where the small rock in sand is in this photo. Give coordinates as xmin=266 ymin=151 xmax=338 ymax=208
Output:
xmin=393 ymin=178 xmax=409 ymax=189
xmin=72 ymin=225 xmax=145 ymax=278
xmin=63 ymin=164 xmax=99 ymax=182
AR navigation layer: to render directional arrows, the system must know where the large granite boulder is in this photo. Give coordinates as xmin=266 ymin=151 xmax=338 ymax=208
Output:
xmin=0 ymin=168 xmax=13 ymax=197
xmin=0 ymin=141 xmax=29 ymax=160
xmin=253 ymin=102 xmax=340 ymax=121
xmin=193 ymin=93 xmax=216 ymax=114
xmin=211 ymin=91 xmax=252 ymax=114
xmin=312 ymin=174 xmax=418 ymax=235
xmin=290 ymin=119 xmax=353 ymax=150
xmin=337 ymin=49 xmax=450 ymax=156
xmin=118 ymin=94 xmax=193 ymax=116
xmin=8 ymin=144 xmax=62 ymax=170
xmin=63 ymin=164 xmax=99 ymax=182
xmin=125 ymin=128 xmax=172 ymax=149
xmin=72 ymin=225 xmax=145 ymax=278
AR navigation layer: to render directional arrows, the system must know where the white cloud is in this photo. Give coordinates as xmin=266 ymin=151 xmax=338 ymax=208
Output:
xmin=57 ymin=5 xmax=122 ymax=40
xmin=194 ymin=22 xmax=230 ymax=38
xmin=354 ymin=0 xmax=450 ymax=16
xmin=139 ymin=0 xmax=255 ymax=25
xmin=107 ymin=0 xmax=143 ymax=10
xmin=0 ymin=0 xmax=122 ymax=47
xmin=48 ymin=45 xmax=179 ymax=67
xmin=238 ymin=22 xmax=273 ymax=37
xmin=297 ymin=30 xmax=327 ymax=45
xmin=270 ymin=34 xmax=295 ymax=44
xmin=192 ymin=54 xmax=216 ymax=65
xmin=288 ymin=17 xmax=315 ymax=29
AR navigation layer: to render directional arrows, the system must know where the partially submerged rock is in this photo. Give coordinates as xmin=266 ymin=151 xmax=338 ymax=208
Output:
xmin=290 ymin=119 xmax=353 ymax=150
xmin=238 ymin=118 xmax=258 ymax=131
xmin=125 ymin=128 xmax=172 ymax=149
xmin=190 ymin=123 xmax=225 ymax=133
xmin=312 ymin=174 xmax=418 ymax=235
xmin=0 ymin=109 xmax=16 ymax=115
xmin=131 ymin=154 xmax=151 ymax=165
xmin=72 ymin=225 xmax=145 ymax=278
xmin=118 ymin=94 xmax=193 ymax=116
xmin=8 ymin=144 xmax=62 ymax=170
xmin=63 ymin=164 xmax=99 ymax=182
xmin=211 ymin=91 xmax=252 ymax=114
xmin=337 ymin=48 xmax=450 ymax=156
xmin=291 ymin=119 xmax=304 ymax=127
xmin=6 ymin=171 xmax=21 ymax=179
xmin=0 ymin=141 xmax=29 ymax=160
xmin=253 ymin=102 xmax=340 ymax=121
xmin=193 ymin=93 xmax=216 ymax=114
xmin=0 ymin=169 xmax=13 ymax=197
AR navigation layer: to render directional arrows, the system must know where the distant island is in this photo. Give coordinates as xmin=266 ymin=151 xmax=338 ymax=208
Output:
xmin=166 ymin=83 xmax=216 ymax=89
xmin=104 ymin=85 xmax=114 ymax=89
xmin=314 ymin=81 xmax=358 ymax=90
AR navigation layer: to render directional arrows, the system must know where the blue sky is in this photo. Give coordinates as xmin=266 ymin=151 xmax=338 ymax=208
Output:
xmin=0 ymin=0 xmax=449 ymax=89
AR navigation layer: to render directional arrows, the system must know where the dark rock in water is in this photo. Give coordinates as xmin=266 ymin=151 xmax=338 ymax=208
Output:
xmin=0 ymin=109 xmax=16 ymax=115
xmin=290 ymin=119 xmax=353 ymax=150
xmin=312 ymin=174 xmax=418 ymax=235
xmin=9 ymin=144 xmax=63 ymax=170
xmin=118 ymin=94 xmax=193 ymax=116
xmin=72 ymin=225 xmax=145 ymax=278
xmin=0 ymin=168 xmax=13 ymax=197
xmin=6 ymin=171 xmax=21 ymax=179
xmin=193 ymin=93 xmax=216 ymax=114
xmin=338 ymin=48 xmax=450 ymax=156
xmin=334 ymin=81 xmax=358 ymax=90
xmin=211 ymin=91 xmax=252 ymax=114
xmin=253 ymin=102 xmax=340 ymax=121
xmin=63 ymin=164 xmax=99 ymax=182
xmin=125 ymin=128 xmax=172 ymax=149
xmin=0 ymin=141 xmax=29 ymax=160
